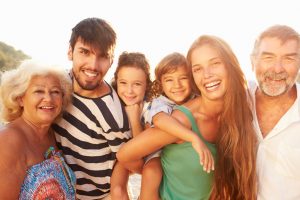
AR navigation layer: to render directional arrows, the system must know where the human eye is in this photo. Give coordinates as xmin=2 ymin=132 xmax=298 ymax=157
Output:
xmin=134 ymin=82 xmax=142 ymax=86
xmin=209 ymin=58 xmax=222 ymax=67
xmin=263 ymin=56 xmax=273 ymax=60
xmin=79 ymin=48 xmax=90 ymax=56
xmin=283 ymin=55 xmax=297 ymax=64
xmin=51 ymin=89 xmax=61 ymax=94
xmin=192 ymin=66 xmax=202 ymax=73
xmin=118 ymin=80 xmax=127 ymax=85
xmin=260 ymin=54 xmax=274 ymax=61
xmin=164 ymin=78 xmax=173 ymax=82
xmin=34 ymin=89 xmax=44 ymax=94
xmin=212 ymin=61 xmax=222 ymax=66
xmin=180 ymin=75 xmax=188 ymax=80
xmin=101 ymin=53 xmax=111 ymax=59
xmin=51 ymin=91 xmax=61 ymax=98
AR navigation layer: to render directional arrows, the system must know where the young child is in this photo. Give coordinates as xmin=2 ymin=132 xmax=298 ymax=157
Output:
xmin=139 ymin=52 xmax=214 ymax=200
xmin=110 ymin=51 xmax=152 ymax=200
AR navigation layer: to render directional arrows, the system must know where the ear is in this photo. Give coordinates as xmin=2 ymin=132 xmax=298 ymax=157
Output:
xmin=68 ymin=46 xmax=73 ymax=61
xmin=17 ymin=96 xmax=24 ymax=107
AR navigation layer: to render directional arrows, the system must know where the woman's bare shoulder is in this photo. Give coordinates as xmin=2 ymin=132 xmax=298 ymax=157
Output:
xmin=0 ymin=124 xmax=28 ymax=199
xmin=0 ymin=123 xmax=27 ymax=158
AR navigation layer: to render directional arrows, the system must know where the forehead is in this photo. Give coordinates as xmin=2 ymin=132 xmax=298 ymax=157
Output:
xmin=29 ymin=75 xmax=60 ymax=86
xmin=258 ymin=37 xmax=299 ymax=54
xmin=74 ymin=37 xmax=102 ymax=53
xmin=162 ymin=65 xmax=188 ymax=77
xmin=118 ymin=66 xmax=147 ymax=80
xmin=191 ymin=44 xmax=220 ymax=64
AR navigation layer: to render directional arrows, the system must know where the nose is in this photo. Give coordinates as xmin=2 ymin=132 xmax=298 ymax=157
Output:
xmin=174 ymin=79 xmax=182 ymax=88
xmin=43 ymin=92 xmax=53 ymax=101
xmin=126 ymin=85 xmax=134 ymax=93
xmin=203 ymin=67 xmax=212 ymax=78
xmin=89 ymin=55 xmax=101 ymax=70
xmin=273 ymin=59 xmax=284 ymax=73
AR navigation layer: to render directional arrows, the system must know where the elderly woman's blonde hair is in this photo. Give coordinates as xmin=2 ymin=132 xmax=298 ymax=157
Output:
xmin=0 ymin=59 xmax=72 ymax=122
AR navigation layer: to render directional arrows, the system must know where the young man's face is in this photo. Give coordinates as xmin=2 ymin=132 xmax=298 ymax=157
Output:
xmin=68 ymin=38 xmax=113 ymax=94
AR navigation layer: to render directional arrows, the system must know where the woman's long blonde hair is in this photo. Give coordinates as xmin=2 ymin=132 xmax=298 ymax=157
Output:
xmin=187 ymin=35 xmax=257 ymax=200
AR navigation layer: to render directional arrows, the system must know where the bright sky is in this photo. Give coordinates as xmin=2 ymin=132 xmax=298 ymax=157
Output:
xmin=0 ymin=0 xmax=299 ymax=81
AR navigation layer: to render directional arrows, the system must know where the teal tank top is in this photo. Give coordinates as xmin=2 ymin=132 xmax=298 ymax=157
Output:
xmin=160 ymin=106 xmax=217 ymax=200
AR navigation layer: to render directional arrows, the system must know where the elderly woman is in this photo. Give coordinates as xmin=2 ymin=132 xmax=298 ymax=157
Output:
xmin=0 ymin=60 xmax=76 ymax=199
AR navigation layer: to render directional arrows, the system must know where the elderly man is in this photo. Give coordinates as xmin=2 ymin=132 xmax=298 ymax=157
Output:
xmin=250 ymin=25 xmax=300 ymax=199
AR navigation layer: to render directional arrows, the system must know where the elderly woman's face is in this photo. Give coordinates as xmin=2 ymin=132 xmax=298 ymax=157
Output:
xmin=19 ymin=75 xmax=63 ymax=126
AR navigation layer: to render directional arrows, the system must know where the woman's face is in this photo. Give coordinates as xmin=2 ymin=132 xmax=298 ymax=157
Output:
xmin=117 ymin=66 xmax=147 ymax=105
xmin=19 ymin=75 xmax=64 ymax=126
xmin=190 ymin=44 xmax=228 ymax=101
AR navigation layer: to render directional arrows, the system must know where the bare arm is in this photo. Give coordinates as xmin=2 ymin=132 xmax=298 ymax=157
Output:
xmin=117 ymin=127 xmax=178 ymax=172
xmin=153 ymin=111 xmax=198 ymax=143
xmin=125 ymin=103 xmax=144 ymax=137
xmin=153 ymin=109 xmax=214 ymax=172
xmin=110 ymin=161 xmax=130 ymax=199
xmin=0 ymin=129 xmax=27 ymax=199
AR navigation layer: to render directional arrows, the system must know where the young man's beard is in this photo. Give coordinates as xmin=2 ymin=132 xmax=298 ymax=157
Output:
xmin=73 ymin=74 xmax=101 ymax=90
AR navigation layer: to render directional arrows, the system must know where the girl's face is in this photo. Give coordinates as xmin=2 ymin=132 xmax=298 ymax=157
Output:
xmin=161 ymin=65 xmax=191 ymax=105
xmin=117 ymin=66 xmax=147 ymax=105
xmin=190 ymin=44 xmax=228 ymax=101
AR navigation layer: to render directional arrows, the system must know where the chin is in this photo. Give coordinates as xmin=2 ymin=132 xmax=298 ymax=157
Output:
xmin=173 ymin=97 xmax=186 ymax=103
xmin=125 ymin=102 xmax=137 ymax=106
xmin=39 ymin=116 xmax=57 ymax=124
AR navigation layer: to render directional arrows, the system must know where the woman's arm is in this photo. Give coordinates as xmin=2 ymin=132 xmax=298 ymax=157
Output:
xmin=117 ymin=127 xmax=178 ymax=172
xmin=152 ymin=111 xmax=197 ymax=142
xmin=0 ymin=128 xmax=26 ymax=199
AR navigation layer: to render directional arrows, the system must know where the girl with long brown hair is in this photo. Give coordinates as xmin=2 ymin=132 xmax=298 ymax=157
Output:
xmin=186 ymin=35 xmax=257 ymax=199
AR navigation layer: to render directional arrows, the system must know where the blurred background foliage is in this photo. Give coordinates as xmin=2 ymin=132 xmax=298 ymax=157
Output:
xmin=0 ymin=41 xmax=30 ymax=71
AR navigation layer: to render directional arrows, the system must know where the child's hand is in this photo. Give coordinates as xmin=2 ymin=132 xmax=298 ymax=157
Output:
xmin=125 ymin=102 xmax=143 ymax=122
xmin=191 ymin=136 xmax=214 ymax=173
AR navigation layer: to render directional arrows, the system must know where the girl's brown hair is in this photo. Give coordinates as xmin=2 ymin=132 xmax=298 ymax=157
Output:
xmin=187 ymin=35 xmax=257 ymax=200
xmin=112 ymin=51 xmax=152 ymax=101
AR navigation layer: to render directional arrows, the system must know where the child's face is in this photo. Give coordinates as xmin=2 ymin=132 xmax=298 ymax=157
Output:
xmin=117 ymin=66 xmax=147 ymax=105
xmin=161 ymin=66 xmax=191 ymax=104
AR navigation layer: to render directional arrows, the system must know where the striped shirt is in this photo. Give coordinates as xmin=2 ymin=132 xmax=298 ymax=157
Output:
xmin=53 ymin=86 xmax=131 ymax=200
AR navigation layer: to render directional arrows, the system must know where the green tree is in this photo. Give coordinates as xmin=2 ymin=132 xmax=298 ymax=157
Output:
xmin=0 ymin=41 xmax=30 ymax=71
